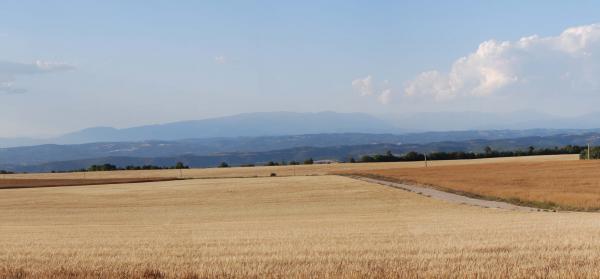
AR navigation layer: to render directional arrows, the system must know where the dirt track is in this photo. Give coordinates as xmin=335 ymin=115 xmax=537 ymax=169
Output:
xmin=347 ymin=175 xmax=538 ymax=212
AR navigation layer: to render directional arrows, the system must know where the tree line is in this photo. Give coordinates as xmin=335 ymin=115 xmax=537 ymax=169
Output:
xmin=214 ymin=145 xmax=585 ymax=167
xmin=48 ymin=162 xmax=190 ymax=173
xmin=218 ymin=158 xmax=314 ymax=168
xmin=359 ymin=145 xmax=584 ymax=163
xmin=580 ymin=146 xmax=600 ymax=159
xmin=0 ymin=145 xmax=586 ymax=174
xmin=87 ymin=162 xmax=189 ymax=171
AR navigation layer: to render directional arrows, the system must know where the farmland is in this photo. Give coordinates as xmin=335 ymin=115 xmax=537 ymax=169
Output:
xmin=350 ymin=158 xmax=600 ymax=211
xmin=3 ymin=174 xmax=600 ymax=278
xmin=3 ymin=154 xmax=600 ymax=278
xmin=1 ymin=154 xmax=577 ymax=180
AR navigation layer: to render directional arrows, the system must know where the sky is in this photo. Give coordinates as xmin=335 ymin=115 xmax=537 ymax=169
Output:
xmin=2 ymin=1 xmax=600 ymax=137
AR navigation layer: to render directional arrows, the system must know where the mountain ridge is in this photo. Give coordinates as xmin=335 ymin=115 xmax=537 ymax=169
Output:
xmin=1 ymin=132 xmax=596 ymax=173
xmin=4 ymin=110 xmax=600 ymax=148
xmin=2 ymin=130 xmax=599 ymax=166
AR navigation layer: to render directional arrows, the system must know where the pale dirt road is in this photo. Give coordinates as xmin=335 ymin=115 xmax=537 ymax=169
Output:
xmin=347 ymin=175 xmax=539 ymax=212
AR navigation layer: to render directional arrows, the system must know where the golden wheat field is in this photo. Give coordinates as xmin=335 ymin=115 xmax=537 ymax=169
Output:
xmin=1 ymin=154 xmax=578 ymax=181
xmin=3 ymin=173 xmax=600 ymax=278
xmin=350 ymin=158 xmax=600 ymax=211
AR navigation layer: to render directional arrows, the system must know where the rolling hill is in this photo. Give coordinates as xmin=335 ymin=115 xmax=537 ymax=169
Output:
xmin=1 ymin=132 xmax=596 ymax=172
xmin=1 ymin=130 xmax=598 ymax=167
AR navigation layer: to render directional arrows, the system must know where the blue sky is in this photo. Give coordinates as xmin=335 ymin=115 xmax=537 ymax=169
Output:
xmin=2 ymin=1 xmax=600 ymax=137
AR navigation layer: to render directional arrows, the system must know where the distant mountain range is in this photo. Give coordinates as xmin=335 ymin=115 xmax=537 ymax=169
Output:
xmin=2 ymin=110 xmax=600 ymax=172
xmin=1 ymin=130 xmax=598 ymax=166
xmin=1 ymin=132 xmax=597 ymax=173
xmin=5 ymin=110 xmax=600 ymax=148
xmin=0 ymin=112 xmax=404 ymax=147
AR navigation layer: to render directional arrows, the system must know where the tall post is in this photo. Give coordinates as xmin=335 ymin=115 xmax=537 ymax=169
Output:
xmin=424 ymin=153 xmax=428 ymax=167
xmin=588 ymin=143 xmax=591 ymax=160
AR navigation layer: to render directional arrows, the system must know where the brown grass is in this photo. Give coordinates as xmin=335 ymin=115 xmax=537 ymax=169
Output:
xmin=3 ymin=175 xmax=600 ymax=278
xmin=0 ymin=177 xmax=177 ymax=189
xmin=347 ymin=159 xmax=600 ymax=211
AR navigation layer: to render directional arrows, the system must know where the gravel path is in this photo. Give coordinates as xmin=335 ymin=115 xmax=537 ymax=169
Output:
xmin=347 ymin=175 xmax=538 ymax=212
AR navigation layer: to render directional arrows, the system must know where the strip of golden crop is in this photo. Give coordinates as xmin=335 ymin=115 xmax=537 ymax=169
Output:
xmin=2 ymin=174 xmax=600 ymax=278
xmin=1 ymin=154 xmax=578 ymax=180
xmin=347 ymin=157 xmax=600 ymax=211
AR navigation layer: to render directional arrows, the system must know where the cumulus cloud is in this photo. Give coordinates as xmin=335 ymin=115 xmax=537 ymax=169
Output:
xmin=404 ymin=23 xmax=600 ymax=101
xmin=214 ymin=56 xmax=227 ymax=65
xmin=352 ymin=75 xmax=393 ymax=104
xmin=378 ymin=88 xmax=392 ymax=104
xmin=351 ymin=75 xmax=374 ymax=96
xmin=0 ymin=60 xmax=74 ymax=94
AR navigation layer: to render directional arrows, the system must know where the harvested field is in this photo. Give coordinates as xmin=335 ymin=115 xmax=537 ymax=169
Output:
xmin=1 ymin=154 xmax=577 ymax=180
xmin=3 ymin=175 xmax=600 ymax=278
xmin=348 ymin=159 xmax=600 ymax=211
xmin=0 ymin=177 xmax=177 ymax=189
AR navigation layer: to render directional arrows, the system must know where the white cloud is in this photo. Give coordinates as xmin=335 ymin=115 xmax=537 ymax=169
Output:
xmin=378 ymin=88 xmax=392 ymax=104
xmin=351 ymin=75 xmax=374 ymax=96
xmin=214 ymin=56 xmax=227 ymax=65
xmin=404 ymin=23 xmax=600 ymax=101
xmin=352 ymin=75 xmax=394 ymax=104
xmin=0 ymin=60 xmax=74 ymax=94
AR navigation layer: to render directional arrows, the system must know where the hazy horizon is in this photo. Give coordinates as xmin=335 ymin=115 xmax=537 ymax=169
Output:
xmin=3 ymin=1 xmax=600 ymax=137
xmin=2 ymin=109 xmax=600 ymax=142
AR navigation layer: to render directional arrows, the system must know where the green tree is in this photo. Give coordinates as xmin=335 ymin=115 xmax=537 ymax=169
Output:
xmin=88 ymin=163 xmax=118 ymax=172
xmin=360 ymin=155 xmax=374 ymax=162
xmin=174 ymin=162 xmax=187 ymax=169
xmin=403 ymin=151 xmax=421 ymax=161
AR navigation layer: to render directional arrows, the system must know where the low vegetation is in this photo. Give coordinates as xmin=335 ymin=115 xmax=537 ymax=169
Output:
xmin=221 ymin=158 xmax=312 ymax=168
xmin=129 ymin=145 xmax=574 ymax=171
xmin=580 ymin=146 xmax=600 ymax=159
xmin=265 ymin=160 xmax=301 ymax=166
xmin=360 ymin=145 xmax=583 ymax=163
xmin=51 ymin=162 xmax=190 ymax=173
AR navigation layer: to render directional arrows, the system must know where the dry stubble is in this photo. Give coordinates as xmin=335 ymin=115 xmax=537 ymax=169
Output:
xmin=2 ymin=174 xmax=600 ymax=278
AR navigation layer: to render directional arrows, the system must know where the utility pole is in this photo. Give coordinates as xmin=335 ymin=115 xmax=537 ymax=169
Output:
xmin=588 ymin=143 xmax=591 ymax=160
xmin=424 ymin=153 xmax=428 ymax=167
